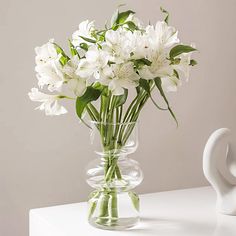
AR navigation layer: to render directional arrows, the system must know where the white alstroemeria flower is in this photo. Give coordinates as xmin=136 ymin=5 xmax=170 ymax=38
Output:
xmin=161 ymin=76 xmax=181 ymax=92
xmin=86 ymin=45 xmax=109 ymax=68
xmin=94 ymin=65 xmax=113 ymax=85
xmin=138 ymin=52 xmax=173 ymax=80
xmin=67 ymin=78 xmax=87 ymax=97
xmin=146 ymin=21 xmax=179 ymax=52
xmin=28 ymin=88 xmax=67 ymax=116
xmin=35 ymin=39 xmax=58 ymax=65
xmin=76 ymin=45 xmax=112 ymax=81
xmin=129 ymin=31 xmax=150 ymax=60
xmin=108 ymin=62 xmax=140 ymax=95
xmin=75 ymin=59 xmax=95 ymax=78
xmin=173 ymin=52 xmax=192 ymax=81
xmin=62 ymin=55 xmax=79 ymax=78
xmin=72 ymin=20 xmax=95 ymax=47
xmin=35 ymin=60 xmax=65 ymax=92
xmin=63 ymin=55 xmax=88 ymax=96
xmin=105 ymin=28 xmax=134 ymax=62
xmin=105 ymin=29 xmax=120 ymax=47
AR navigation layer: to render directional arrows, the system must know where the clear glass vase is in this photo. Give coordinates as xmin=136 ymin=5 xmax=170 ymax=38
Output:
xmin=86 ymin=121 xmax=143 ymax=230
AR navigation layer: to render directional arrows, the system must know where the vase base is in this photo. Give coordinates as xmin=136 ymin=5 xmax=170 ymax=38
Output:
xmin=89 ymin=216 xmax=139 ymax=230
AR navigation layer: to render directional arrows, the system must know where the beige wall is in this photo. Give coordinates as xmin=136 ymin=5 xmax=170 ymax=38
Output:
xmin=0 ymin=0 xmax=236 ymax=235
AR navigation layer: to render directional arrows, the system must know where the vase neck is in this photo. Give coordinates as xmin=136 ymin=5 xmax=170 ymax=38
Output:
xmin=101 ymin=153 xmax=127 ymax=162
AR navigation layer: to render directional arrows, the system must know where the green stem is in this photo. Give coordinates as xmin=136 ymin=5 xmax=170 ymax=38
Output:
xmin=97 ymin=192 xmax=110 ymax=225
xmin=105 ymin=157 xmax=118 ymax=182
xmin=110 ymin=190 xmax=118 ymax=219
xmin=95 ymin=88 xmax=153 ymax=226
xmin=118 ymin=91 xmax=145 ymax=144
xmin=115 ymin=165 xmax=122 ymax=180
xmin=104 ymin=157 xmax=109 ymax=178
xmin=88 ymin=103 xmax=100 ymax=121
xmin=122 ymin=94 xmax=139 ymax=123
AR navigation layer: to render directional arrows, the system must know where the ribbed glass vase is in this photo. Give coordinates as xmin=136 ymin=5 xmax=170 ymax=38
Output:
xmin=86 ymin=121 xmax=143 ymax=230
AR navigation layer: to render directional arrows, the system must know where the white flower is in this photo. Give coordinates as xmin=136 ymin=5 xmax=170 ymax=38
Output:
xmin=86 ymin=45 xmax=110 ymax=68
xmin=62 ymin=55 xmax=79 ymax=78
xmin=129 ymin=30 xmax=150 ymax=60
xmin=72 ymin=20 xmax=95 ymax=47
xmin=108 ymin=62 xmax=140 ymax=95
xmin=75 ymin=45 xmax=112 ymax=81
xmin=105 ymin=29 xmax=121 ymax=47
xmin=35 ymin=60 xmax=65 ymax=92
xmin=67 ymin=78 xmax=87 ymax=97
xmin=161 ymin=76 xmax=181 ymax=92
xmin=105 ymin=28 xmax=134 ymax=62
xmin=63 ymin=55 xmax=88 ymax=96
xmin=138 ymin=52 xmax=173 ymax=80
xmin=95 ymin=65 xmax=113 ymax=85
xmin=35 ymin=39 xmax=58 ymax=65
xmin=146 ymin=21 xmax=179 ymax=52
xmin=75 ymin=59 xmax=95 ymax=78
xmin=173 ymin=53 xmax=192 ymax=81
xmin=105 ymin=28 xmax=150 ymax=62
xmin=35 ymin=39 xmax=65 ymax=92
xmin=28 ymin=88 xmax=67 ymax=116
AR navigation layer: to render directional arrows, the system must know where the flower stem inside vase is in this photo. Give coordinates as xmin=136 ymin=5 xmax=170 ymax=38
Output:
xmin=87 ymin=122 xmax=142 ymax=230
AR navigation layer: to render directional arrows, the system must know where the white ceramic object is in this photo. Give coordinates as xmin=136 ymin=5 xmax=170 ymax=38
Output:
xmin=203 ymin=128 xmax=236 ymax=215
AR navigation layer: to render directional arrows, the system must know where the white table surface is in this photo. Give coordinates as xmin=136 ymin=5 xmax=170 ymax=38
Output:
xmin=29 ymin=186 xmax=236 ymax=236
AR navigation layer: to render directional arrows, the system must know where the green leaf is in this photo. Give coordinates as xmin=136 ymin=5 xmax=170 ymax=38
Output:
xmin=124 ymin=21 xmax=139 ymax=31
xmin=76 ymin=86 xmax=101 ymax=121
xmin=53 ymin=42 xmax=64 ymax=54
xmin=160 ymin=7 xmax=169 ymax=24
xmin=136 ymin=86 xmax=140 ymax=94
xmin=116 ymin=10 xmax=135 ymax=24
xmin=140 ymin=58 xmax=152 ymax=66
xmin=108 ymin=61 xmax=115 ymax=66
xmin=92 ymin=82 xmax=108 ymax=97
xmin=112 ymin=25 xmax=119 ymax=31
xmin=59 ymin=57 xmax=68 ymax=66
xmin=79 ymin=36 xmax=96 ymax=43
xmin=97 ymin=31 xmax=106 ymax=42
xmin=137 ymin=58 xmax=152 ymax=66
xmin=189 ymin=59 xmax=197 ymax=66
xmin=101 ymin=86 xmax=109 ymax=97
xmin=68 ymin=39 xmax=79 ymax=57
xmin=154 ymin=77 xmax=178 ymax=126
xmin=90 ymin=31 xmax=98 ymax=40
xmin=53 ymin=43 xmax=70 ymax=66
xmin=170 ymin=45 xmax=197 ymax=58
xmin=173 ymin=69 xmax=179 ymax=79
xmin=114 ymin=89 xmax=128 ymax=108
xmin=139 ymin=79 xmax=167 ymax=111
xmin=128 ymin=191 xmax=139 ymax=211
xmin=139 ymin=78 xmax=150 ymax=94
xmin=111 ymin=9 xmax=138 ymax=31
xmin=170 ymin=57 xmax=181 ymax=65
xmin=80 ymin=42 xmax=88 ymax=51
xmin=133 ymin=58 xmax=152 ymax=69
xmin=92 ymin=82 xmax=103 ymax=91
xmin=97 ymin=43 xmax=102 ymax=49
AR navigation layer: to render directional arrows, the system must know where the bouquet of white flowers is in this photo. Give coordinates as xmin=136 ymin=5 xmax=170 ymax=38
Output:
xmin=29 ymin=7 xmax=197 ymax=230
